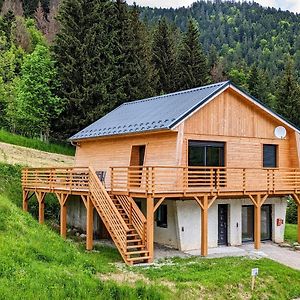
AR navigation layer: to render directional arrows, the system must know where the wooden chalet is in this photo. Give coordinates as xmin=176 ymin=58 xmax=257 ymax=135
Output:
xmin=22 ymin=81 xmax=300 ymax=265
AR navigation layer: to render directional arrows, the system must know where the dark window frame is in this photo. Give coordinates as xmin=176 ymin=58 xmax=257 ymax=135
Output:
xmin=263 ymin=144 xmax=278 ymax=168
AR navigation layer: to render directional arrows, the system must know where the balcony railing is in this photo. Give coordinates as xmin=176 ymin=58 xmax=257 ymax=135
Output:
xmin=111 ymin=166 xmax=300 ymax=195
xmin=22 ymin=166 xmax=300 ymax=196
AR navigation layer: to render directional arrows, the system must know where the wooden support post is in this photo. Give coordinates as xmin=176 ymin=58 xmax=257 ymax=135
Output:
xmin=249 ymin=194 xmax=268 ymax=250
xmin=35 ymin=191 xmax=46 ymax=224
xmin=146 ymin=196 xmax=154 ymax=262
xmin=60 ymin=203 xmax=67 ymax=238
xmin=201 ymin=195 xmax=209 ymax=257
xmin=298 ymin=203 xmax=300 ymax=244
xmin=254 ymin=200 xmax=261 ymax=250
xmin=22 ymin=190 xmax=28 ymax=212
xmin=86 ymin=196 xmax=94 ymax=251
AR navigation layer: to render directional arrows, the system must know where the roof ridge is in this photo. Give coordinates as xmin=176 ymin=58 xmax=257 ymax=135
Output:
xmin=122 ymin=81 xmax=230 ymax=106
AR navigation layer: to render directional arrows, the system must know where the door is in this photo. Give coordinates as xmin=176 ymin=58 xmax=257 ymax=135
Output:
xmin=261 ymin=205 xmax=272 ymax=240
xmin=129 ymin=145 xmax=146 ymax=187
xmin=242 ymin=205 xmax=272 ymax=242
xmin=218 ymin=204 xmax=228 ymax=245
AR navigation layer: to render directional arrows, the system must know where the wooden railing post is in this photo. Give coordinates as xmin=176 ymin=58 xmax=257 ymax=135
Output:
xmin=110 ymin=167 xmax=114 ymax=192
xmin=183 ymin=167 xmax=188 ymax=195
xmin=129 ymin=202 xmax=133 ymax=224
xmin=243 ymin=168 xmax=246 ymax=192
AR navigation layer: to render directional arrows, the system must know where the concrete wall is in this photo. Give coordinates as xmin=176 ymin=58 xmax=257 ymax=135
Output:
xmin=66 ymin=196 xmax=287 ymax=249
xmin=155 ymin=197 xmax=287 ymax=251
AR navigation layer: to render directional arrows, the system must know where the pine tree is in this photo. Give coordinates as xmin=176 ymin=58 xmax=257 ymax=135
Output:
xmin=247 ymin=64 xmax=270 ymax=105
xmin=276 ymin=62 xmax=300 ymax=127
xmin=53 ymin=0 xmax=116 ymax=139
xmin=177 ymin=18 xmax=210 ymax=90
xmin=152 ymin=17 xmax=177 ymax=94
xmin=116 ymin=3 xmax=155 ymax=103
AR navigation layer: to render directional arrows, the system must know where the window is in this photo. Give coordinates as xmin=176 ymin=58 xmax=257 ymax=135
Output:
xmin=156 ymin=205 xmax=167 ymax=228
xmin=263 ymin=144 xmax=277 ymax=168
xmin=188 ymin=141 xmax=225 ymax=167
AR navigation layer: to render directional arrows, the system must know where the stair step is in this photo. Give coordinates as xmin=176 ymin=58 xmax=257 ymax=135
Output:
xmin=127 ymin=256 xmax=151 ymax=262
xmin=127 ymin=233 xmax=139 ymax=237
xmin=127 ymin=244 xmax=146 ymax=249
xmin=127 ymin=239 xmax=142 ymax=243
xmin=127 ymin=250 xmax=149 ymax=255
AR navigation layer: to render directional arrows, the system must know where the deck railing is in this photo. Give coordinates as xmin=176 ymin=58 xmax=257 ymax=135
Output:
xmin=110 ymin=166 xmax=300 ymax=195
xmin=22 ymin=166 xmax=300 ymax=196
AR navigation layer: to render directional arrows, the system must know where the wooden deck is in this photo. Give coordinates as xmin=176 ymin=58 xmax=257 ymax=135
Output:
xmin=22 ymin=166 xmax=300 ymax=264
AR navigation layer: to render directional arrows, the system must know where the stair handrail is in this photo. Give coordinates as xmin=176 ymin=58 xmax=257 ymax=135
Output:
xmin=116 ymin=195 xmax=147 ymax=244
xmin=88 ymin=167 xmax=130 ymax=253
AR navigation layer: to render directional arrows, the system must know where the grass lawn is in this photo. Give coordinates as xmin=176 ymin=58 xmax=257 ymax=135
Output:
xmin=0 ymin=162 xmax=299 ymax=299
xmin=0 ymin=129 xmax=75 ymax=156
xmin=285 ymin=223 xmax=298 ymax=244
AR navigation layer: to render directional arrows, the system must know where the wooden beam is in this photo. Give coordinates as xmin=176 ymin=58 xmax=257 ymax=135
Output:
xmin=208 ymin=196 xmax=218 ymax=209
xmin=35 ymin=191 xmax=46 ymax=224
xmin=253 ymin=194 xmax=262 ymax=250
xmin=81 ymin=195 xmax=88 ymax=208
xmin=86 ymin=196 xmax=94 ymax=251
xmin=154 ymin=197 xmax=165 ymax=213
xmin=60 ymin=202 xmax=67 ymax=238
xmin=146 ymin=196 xmax=154 ymax=262
xmin=22 ymin=190 xmax=29 ymax=212
xmin=298 ymin=203 xmax=300 ymax=244
xmin=194 ymin=196 xmax=204 ymax=210
xmin=201 ymin=195 xmax=209 ymax=257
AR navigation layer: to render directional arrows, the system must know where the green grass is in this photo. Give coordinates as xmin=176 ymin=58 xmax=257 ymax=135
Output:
xmin=0 ymin=161 xmax=299 ymax=299
xmin=0 ymin=194 xmax=169 ymax=299
xmin=0 ymin=129 xmax=75 ymax=156
xmin=136 ymin=256 xmax=300 ymax=299
xmin=285 ymin=223 xmax=298 ymax=244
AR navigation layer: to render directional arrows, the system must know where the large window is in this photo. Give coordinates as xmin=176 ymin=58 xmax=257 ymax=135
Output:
xmin=188 ymin=141 xmax=225 ymax=167
xmin=263 ymin=144 xmax=277 ymax=168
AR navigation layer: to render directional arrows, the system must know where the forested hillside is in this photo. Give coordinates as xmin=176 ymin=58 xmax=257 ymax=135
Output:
xmin=0 ymin=0 xmax=299 ymax=142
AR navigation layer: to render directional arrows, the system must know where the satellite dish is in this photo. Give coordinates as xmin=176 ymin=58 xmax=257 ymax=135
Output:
xmin=274 ymin=126 xmax=287 ymax=139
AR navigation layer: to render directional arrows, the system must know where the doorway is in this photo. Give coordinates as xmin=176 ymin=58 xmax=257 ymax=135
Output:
xmin=218 ymin=204 xmax=228 ymax=245
xmin=129 ymin=145 xmax=146 ymax=188
xmin=242 ymin=205 xmax=272 ymax=242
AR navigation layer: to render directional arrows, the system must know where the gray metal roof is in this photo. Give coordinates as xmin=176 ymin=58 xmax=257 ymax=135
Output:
xmin=70 ymin=81 xmax=230 ymax=141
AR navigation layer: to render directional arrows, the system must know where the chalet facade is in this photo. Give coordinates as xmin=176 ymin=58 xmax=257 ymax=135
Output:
xmin=22 ymin=81 xmax=300 ymax=265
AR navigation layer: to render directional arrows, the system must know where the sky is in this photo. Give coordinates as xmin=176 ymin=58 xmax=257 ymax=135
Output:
xmin=126 ymin=0 xmax=300 ymax=13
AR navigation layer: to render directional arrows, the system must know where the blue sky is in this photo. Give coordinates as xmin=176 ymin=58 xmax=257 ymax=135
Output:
xmin=126 ymin=0 xmax=300 ymax=13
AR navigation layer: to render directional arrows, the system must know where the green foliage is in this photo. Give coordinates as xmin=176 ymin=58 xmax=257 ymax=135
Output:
xmin=152 ymin=17 xmax=178 ymax=94
xmin=286 ymin=198 xmax=298 ymax=224
xmin=177 ymin=18 xmax=210 ymax=90
xmin=0 ymin=129 xmax=75 ymax=156
xmin=276 ymin=62 xmax=300 ymax=127
xmin=13 ymin=44 xmax=61 ymax=139
xmin=53 ymin=0 xmax=117 ymax=139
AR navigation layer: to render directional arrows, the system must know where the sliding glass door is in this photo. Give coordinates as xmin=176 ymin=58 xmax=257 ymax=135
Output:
xmin=242 ymin=205 xmax=272 ymax=242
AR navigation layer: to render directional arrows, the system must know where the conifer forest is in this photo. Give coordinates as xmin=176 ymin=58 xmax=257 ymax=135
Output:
xmin=0 ymin=0 xmax=299 ymax=141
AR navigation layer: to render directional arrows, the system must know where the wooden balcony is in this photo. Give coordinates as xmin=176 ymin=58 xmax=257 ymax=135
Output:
xmin=22 ymin=166 xmax=300 ymax=198
xmin=111 ymin=166 xmax=300 ymax=197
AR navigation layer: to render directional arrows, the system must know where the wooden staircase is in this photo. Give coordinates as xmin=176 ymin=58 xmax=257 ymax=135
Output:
xmin=89 ymin=168 xmax=150 ymax=265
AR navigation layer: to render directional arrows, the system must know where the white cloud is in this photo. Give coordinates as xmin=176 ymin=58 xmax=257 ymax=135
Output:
xmin=126 ymin=0 xmax=300 ymax=13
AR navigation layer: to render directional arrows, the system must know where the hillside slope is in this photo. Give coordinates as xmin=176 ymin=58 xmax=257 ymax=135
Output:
xmin=0 ymin=142 xmax=74 ymax=167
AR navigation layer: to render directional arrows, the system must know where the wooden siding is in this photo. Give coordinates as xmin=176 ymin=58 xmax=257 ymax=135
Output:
xmin=75 ymin=131 xmax=178 ymax=184
xmin=179 ymin=88 xmax=297 ymax=168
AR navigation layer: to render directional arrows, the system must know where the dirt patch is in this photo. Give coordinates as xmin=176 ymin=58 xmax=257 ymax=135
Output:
xmin=0 ymin=142 xmax=74 ymax=167
xmin=98 ymin=270 xmax=176 ymax=289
